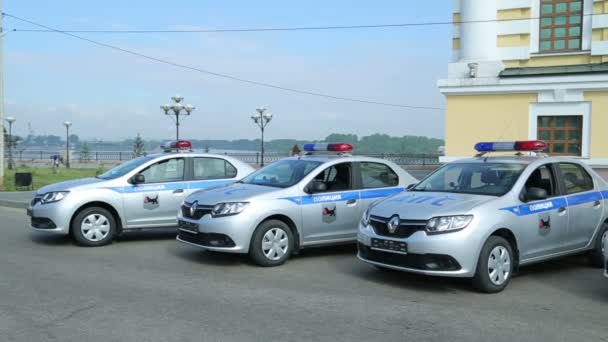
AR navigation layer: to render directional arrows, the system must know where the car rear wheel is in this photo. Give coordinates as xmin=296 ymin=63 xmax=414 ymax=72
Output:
xmin=588 ymin=223 xmax=608 ymax=268
xmin=472 ymin=236 xmax=514 ymax=293
xmin=70 ymin=207 xmax=116 ymax=247
xmin=249 ymin=220 xmax=294 ymax=267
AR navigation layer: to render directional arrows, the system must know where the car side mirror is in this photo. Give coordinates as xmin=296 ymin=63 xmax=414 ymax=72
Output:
xmin=524 ymin=187 xmax=548 ymax=202
xmin=406 ymin=183 xmax=416 ymax=190
xmin=306 ymin=180 xmax=327 ymax=194
xmin=131 ymin=174 xmax=146 ymax=184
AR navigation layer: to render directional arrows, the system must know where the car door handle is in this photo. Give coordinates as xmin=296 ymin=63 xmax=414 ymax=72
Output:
xmin=346 ymin=199 xmax=357 ymax=205
xmin=557 ymin=207 xmax=567 ymax=214
xmin=173 ymin=189 xmax=184 ymax=194
xmin=593 ymin=201 xmax=602 ymax=208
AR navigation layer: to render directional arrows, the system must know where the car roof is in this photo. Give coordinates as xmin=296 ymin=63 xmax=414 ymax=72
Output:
xmin=282 ymin=154 xmax=396 ymax=164
xmin=452 ymin=155 xmax=588 ymax=165
xmin=146 ymin=152 xmax=241 ymax=159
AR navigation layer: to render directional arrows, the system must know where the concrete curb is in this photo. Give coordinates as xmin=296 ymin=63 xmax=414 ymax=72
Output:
xmin=0 ymin=200 xmax=28 ymax=209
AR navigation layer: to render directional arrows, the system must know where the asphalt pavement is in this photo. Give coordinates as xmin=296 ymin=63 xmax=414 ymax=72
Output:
xmin=0 ymin=191 xmax=33 ymax=209
xmin=0 ymin=207 xmax=607 ymax=342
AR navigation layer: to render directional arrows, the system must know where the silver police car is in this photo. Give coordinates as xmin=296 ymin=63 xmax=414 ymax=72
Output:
xmin=358 ymin=140 xmax=608 ymax=293
xmin=176 ymin=143 xmax=417 ymax=266
xmin=28 ymin=141 xmax=254 ymax=247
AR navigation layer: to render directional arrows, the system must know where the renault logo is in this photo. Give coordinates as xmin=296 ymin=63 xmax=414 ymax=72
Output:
xmin=190 ymin=201 xmax=198 ymax=217
xmin=387 ymin=216 xmax=400 ymax=234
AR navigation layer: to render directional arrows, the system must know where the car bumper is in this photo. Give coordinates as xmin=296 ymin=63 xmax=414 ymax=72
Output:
xmin=176 ymin=212 xmax=256 ymax=253
xmin=357 ymin=223 xmax=480 ymax=278
xmin=28 ymin=201 xmax=72 ymax=235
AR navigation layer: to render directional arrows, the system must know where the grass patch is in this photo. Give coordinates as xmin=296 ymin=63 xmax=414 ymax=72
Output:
xmin=3 ymin=167 xmax=99 ymax=191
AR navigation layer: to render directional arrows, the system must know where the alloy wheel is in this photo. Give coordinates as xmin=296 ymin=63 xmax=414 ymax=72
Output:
xmin=80 ymin=213 xmax=111 ymax=242
xmin=488 ymin=246 xmax=511 ymax=286
xmin=262 ymin=228 xmax=289 ymax=261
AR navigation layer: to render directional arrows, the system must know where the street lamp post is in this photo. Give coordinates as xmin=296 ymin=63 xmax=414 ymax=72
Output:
xmin=5 ymin=116 xmax=14 ymax=170
xmin=161 ymin=95 xmax=195 ymax=141
xmin=250 ymin=107 xmax=273 ymax=167
xmin=63 ymin=121 xmax=72 ymax=168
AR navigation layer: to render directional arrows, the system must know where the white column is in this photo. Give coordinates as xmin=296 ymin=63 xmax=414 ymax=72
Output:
xmin=460 ymin=0 xmax=499 ymax=61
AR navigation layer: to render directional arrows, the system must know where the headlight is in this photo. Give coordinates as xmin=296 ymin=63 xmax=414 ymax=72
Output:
xmin=211 ymin=202 xmax=249 ymax=217
xmin=426 ymin=215 xmax=473 ymax=234
xmin=361 ymin=208 xmax=371 ymax=227
xmin=40 ymin=191 xmax=70 ymax=204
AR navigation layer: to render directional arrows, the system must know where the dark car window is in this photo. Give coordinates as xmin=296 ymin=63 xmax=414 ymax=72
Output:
xmin=311 ymin=162 xmax=353 ymax=193
xmin=241 ymin=159 xmax=322 ymax=188
xmin=96 ymin=156 xmax=155 ymax=180
xmin=524 ymin=165 xmax=558 ymax=198
xmin=360 ymin=162 xmax=399 ymax=189
xmin=413 ymin=162 xmax=526 ymax=196
xmin=193 ymin=158 xmax=237 ymax=180
xmin=558 ymin=163 xmax=594 ymax=194
xmin=140 ymin=158 xmax=185 ymax=183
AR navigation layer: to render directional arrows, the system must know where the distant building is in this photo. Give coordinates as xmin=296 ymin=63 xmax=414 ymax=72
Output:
xmin=439 ymin=0 xmax=608 ymax=165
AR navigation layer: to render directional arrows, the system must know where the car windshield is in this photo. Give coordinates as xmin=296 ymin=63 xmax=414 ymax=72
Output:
xmin=240 ymin=159 xmax=322 ymax=188
xmin=412 ymin=162 xmax=526 ymax=196
xmin=96 ymin=156 xmax=156 ymax=180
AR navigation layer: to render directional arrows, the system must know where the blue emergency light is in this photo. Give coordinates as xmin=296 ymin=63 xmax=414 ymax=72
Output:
xmin=474 ymin=140 xmax=547 ymax=153
xmin=303 ymin=143 xmax=354 ymax=153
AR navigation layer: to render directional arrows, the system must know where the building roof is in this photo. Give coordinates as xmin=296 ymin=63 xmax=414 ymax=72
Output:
xmin=499 ymin=63 xmax=608 ymax=78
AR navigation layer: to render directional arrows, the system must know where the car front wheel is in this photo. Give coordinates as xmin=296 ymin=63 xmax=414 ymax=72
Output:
xmin=249 ymin=220 xmax=294 ymax=267
xmin=589 ymin=222 xmax=608 ymax=267
xmin=70 ymin=207 xmax=116 ymax=247
xmin=472 ymin=236 xmax=514 ymax=293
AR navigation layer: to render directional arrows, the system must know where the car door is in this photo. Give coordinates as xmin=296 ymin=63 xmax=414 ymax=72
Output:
xmin=300 ymin=162 xmax=361 ymax=243
xmin=187 ymin=157 xmax=239 ymax=197
xmin=122 ymin=157 xmax=187 ymax=227
xmin=558 ymin=162 xmax=604 ymax=250
xmin=517 ymin=163 xmax=569 ymax=260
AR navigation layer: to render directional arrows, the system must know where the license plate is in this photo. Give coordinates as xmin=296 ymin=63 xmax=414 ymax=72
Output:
xmin=178 ymin=220 xmax=198 ymax=233
xmin=371 ymin=238 xmax=408 ymax=254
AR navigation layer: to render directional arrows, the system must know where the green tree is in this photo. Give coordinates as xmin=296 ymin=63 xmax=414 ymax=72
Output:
xmin=80 ymin=142 xmax=91 ymax=163
xmin=133 ymin=133 xmax=146 ymax=157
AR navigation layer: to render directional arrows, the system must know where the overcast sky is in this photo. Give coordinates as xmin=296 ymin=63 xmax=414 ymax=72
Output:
xmin=4 ymin=0 xmax=452 ymax=141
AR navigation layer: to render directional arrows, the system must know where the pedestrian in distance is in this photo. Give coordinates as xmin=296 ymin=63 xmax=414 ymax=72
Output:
xmin=290 ymin=144 xmax=301 ymax=156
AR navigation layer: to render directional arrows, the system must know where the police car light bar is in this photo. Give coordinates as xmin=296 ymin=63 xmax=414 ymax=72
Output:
xmin=474 ymin=140 xmax=547 ymax=153
xmin=303 ymin=143 xmax=354 ymax=153
xmin=161 ymin=140 xmax=193 ymax=152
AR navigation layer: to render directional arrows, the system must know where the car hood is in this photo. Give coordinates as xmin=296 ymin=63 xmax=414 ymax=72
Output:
xmin=37 ymin=178 xmax=105 ymax=195
xmin=185 ymin=182 xmax=282 ymax=205
xmin=371 ymin=191 xmax=494 ymax=220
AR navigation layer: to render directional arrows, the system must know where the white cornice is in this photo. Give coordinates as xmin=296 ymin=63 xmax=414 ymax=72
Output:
xmin=438 ymin=73 xmax=608 ymax=95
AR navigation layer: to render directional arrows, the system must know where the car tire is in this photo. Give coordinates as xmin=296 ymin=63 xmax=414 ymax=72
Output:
xmin=249 ymin=220 xmax=294 ymax=267
xmin=70 ymin=207 xmax=116 ymax=247
xmin=472 ymin=236 xmax=514 ymax=293
xmin=588 ymin=222 xmax=608 ymax=268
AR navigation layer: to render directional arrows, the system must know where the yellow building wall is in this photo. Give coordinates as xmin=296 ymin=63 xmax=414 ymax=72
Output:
xmin=445 ymin=94 xmax=536 ymax=156
xmin=585 ymin=92 xmax=608 ymax=158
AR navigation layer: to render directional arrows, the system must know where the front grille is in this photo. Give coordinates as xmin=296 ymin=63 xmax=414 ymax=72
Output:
xmin=358 ymin=243 xmax=461 ymax=271
xmin=31 ymin=217 xmax=57 ymax=229
xmin=181 ymin=201 xmax=214 ymax=220
xmin=178 ymin=230 xmax=236 ymax=248
xmin=370 ymin=215 xmax=427 ymax=238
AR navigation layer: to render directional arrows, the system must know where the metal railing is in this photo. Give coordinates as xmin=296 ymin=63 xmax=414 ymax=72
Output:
xmin=6 ymin=150 xmax=441 ymax=166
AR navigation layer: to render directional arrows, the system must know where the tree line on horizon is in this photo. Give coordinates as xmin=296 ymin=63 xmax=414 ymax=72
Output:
xmin=13 ymin=132 xmax=444 ymax=155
